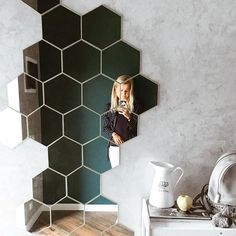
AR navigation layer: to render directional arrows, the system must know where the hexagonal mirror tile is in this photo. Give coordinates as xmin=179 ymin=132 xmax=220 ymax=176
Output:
xmin=101 ymin=110 xmax=138 ymax=143
xmin=7 ymin=73 xmax=43 ymax=116
xmin=67 ymin=167 xmax=100 ymax=204
xmin=63 ymin=41 xmax=100 ymax=82
xmin=21 ymin=0 xmax=60 ymax=14
xmin=83 ymin=74 xmax=113 ymax=114
xmin=33 ymin=168 xmax=66 ymax=205
xmin=23 ymin=40 xmax=61 ymax=82
xmin=51 ymin=197 xmax=84 ymax=234
xmin=48 ymin=137 xmax=82 ymax=175
xmin=45 ymin=74 xmax=81 ymax=113
xmin=64 ymin=106 xmax=99 ymax=144
xmin=0 ymin=107 xmax=27 ymax=148
xmin=84 ymin=137 xmax=112 ymax=173
xmin=103 ymin=223 xmax=134 ymax=236
xmin=102 ymin=41 xmax=140 ymax=79
xmin=84 ymin=195 xmax=118 ymax=232
xmin=28 ymin=106 xmax=62 ymax=146
xmin=42 ymin=6 xmax=81 ymax=48
xmin=132 ymin=75 xmax=158 ymax=114
xmin=22 ymin=199 xmax=50 ymax=233
xmin=82 ymin=5 xmax=121 ymax=49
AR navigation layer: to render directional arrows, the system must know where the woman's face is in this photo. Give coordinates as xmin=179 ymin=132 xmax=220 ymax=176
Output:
xmin=116 ymin=83 xmax=131 ymax=101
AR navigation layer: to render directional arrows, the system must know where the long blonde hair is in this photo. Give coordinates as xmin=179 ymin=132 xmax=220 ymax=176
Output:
xmin=110 ymin=75 xmax=134 ymax=112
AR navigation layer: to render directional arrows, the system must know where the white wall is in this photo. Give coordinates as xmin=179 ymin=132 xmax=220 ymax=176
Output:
xmin=0 ymin=0 xmax=236 ymax=235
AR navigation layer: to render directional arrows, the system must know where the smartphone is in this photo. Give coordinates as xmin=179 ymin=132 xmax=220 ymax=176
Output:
xmin=119 ymin=100 xmax=127 ymax=107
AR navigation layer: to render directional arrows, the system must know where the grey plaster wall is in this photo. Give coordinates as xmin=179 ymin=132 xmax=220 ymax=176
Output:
xmin=0 ymin=0 xmax=236 ymax=235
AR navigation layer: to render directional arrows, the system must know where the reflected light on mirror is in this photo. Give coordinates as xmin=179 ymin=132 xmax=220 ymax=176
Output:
xmin=7 ymin=77 xmax=20 ymax=111
xmin=0 ymin=108 xmax=25 ymax=148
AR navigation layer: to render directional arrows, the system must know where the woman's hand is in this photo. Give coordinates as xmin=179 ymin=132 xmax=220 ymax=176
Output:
xmin=117 ymin=107 xmax=131 ymax=121
xmin=112 ymin=132 xmax=124 ymax=145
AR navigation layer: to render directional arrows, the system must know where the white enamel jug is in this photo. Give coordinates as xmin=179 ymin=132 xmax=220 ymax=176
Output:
xmin=149 ymin=161 xmax=183 ymax=208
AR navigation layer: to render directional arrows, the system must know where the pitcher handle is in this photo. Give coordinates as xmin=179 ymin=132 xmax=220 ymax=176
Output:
xmin=173 ymin=167 xmax=184 ymax=188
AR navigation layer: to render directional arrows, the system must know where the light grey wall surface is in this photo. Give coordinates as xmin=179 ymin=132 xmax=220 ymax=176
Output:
xmin=0 ymin=0 xmax=236 ymax=235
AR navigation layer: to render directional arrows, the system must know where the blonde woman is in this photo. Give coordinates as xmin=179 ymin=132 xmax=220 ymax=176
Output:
xmin=103 ymin=75 xmax=140 ymax=168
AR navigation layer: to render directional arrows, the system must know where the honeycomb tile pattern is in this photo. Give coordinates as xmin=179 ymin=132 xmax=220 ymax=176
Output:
xmin=2 ymin=2 xmax=159 ymax=235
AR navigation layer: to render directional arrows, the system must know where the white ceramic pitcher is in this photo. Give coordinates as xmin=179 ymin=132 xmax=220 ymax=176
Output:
xmin=149 ymin=161 xmax=183 ymax=208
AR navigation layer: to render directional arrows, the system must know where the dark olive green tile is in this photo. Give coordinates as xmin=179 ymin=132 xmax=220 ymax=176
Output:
xmin=84 ymin=137 xmax=111 ymax=173
xmin=133 ymin=75 xmax=158 ymax=114
xmin=42 ymin=6 xmax=81 ymax=48
xmin=102 ymin=41 xmax=140 ymax=79
xmin=45 ymin=74 xmax=81 ymax=113
xmin=89 ymin=195 xmax=116 ymax=205
xmin=82 ymin=5 xmax=121 ymax=49
xmin=33 ymin=168 xmax=66 ymax=205
xmin=64 ymin=106 xmax=99 ymax=144
xmin=22 ymin=0 xmax=60 ymax=14
xmin=23 ymin=40 xmax=61 ymax=82
xmin=63 ymin=41 xmax=100 ymax=82
xmin=68 ymin=167 xmax=100 ymax=203
xmin=48 ymin=137 xmax=82 ymax=175
xmin=83 ymin=75 xmax=113 ymax=114
xmin=28 ymin=106 xmax=62 ymax=146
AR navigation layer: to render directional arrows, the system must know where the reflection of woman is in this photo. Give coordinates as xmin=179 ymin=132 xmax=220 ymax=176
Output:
xmin=103 ymin=75 xmax=140 ymax=168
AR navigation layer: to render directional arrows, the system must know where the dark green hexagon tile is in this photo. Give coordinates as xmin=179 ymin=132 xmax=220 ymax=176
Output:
xmin=48 ymin=137 xmax=82 ymax=175
xmin=132 ymin=75 xmax=158 ymax=114
xmin=28 ymin=106 xmax=62 ymax=146
xmin=84 ymin=137 xmax=112 ymax=173
xmin=83 ymin=75 xmax=113 ymax=114
xmin=33 ymin=168 xmax=66 ymax=205
xmin=42 ymin=6 xmax=81 ymax=48
xmin=7 ymin=73 xmax=43 ymax=116
xmin=63 ymin=41 xmax=100 ymax=82
xmin=89 ymin=195 xmax=116 ymax=205
xmin=102 ymin=41 xmax=140 ymax=79
xmin=82 ymin=5 xmax=121 ymax=49
xmin=68 ymin=167 xmax=100 ymax=203
xmin=23 ymin=40 xmax=61 ymax=82
xmin=45 ymin=74 xmax=81 ymax=113
xmin=22 ymin=0 xmax=60 ymax=14
xmin=64 ymin=106 xmax=100 ymax=144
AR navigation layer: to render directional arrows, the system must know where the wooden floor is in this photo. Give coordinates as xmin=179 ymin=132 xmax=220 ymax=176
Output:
xmin=30 ymin=211 xmax=134 ymax=236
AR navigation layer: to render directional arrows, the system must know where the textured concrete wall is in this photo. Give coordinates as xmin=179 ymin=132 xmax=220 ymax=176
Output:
xmin=0 ymin=0 xmax=236 ymax=235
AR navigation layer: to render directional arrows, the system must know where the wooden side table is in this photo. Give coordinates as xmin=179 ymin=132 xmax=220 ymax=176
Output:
xmin=142 ymin=199 xmax=236 ymax=236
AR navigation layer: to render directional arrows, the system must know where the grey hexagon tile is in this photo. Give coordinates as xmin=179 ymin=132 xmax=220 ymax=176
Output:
xmin=0 ymin=107 xmax=27 ymax=148
xmin=7 ymin=73 xmax=43 ymax=116
xmin=28 ymin=106 xmax=63 ymax=146
xmin=42 ymin=6 xmax=81 ymax=48
xmin=33 ymin=168 xmax=66 ymax=205
xmin=82 ymin=5 xmax=121 ymax=49
xmin=63 ymin=41 xmax=100 ymax=82
xmin=45 ymin=74 xmax=81 ymax=113
xmin=22 ymin=199 xmax=50 ymax=233
xmin=48 ymin=137 xmax=82 ymax=175
xmin=51 ymin=197 xmax=84 ymax=234
xmin=23 ymin=40 xmax=61 ymax=82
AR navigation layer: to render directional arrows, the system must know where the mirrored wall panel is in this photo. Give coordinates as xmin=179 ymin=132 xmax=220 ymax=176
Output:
xmin=7 ymin=2 xmax=159 ymax=235
xmin=22 ymin=0 xmax=60 ymax=14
